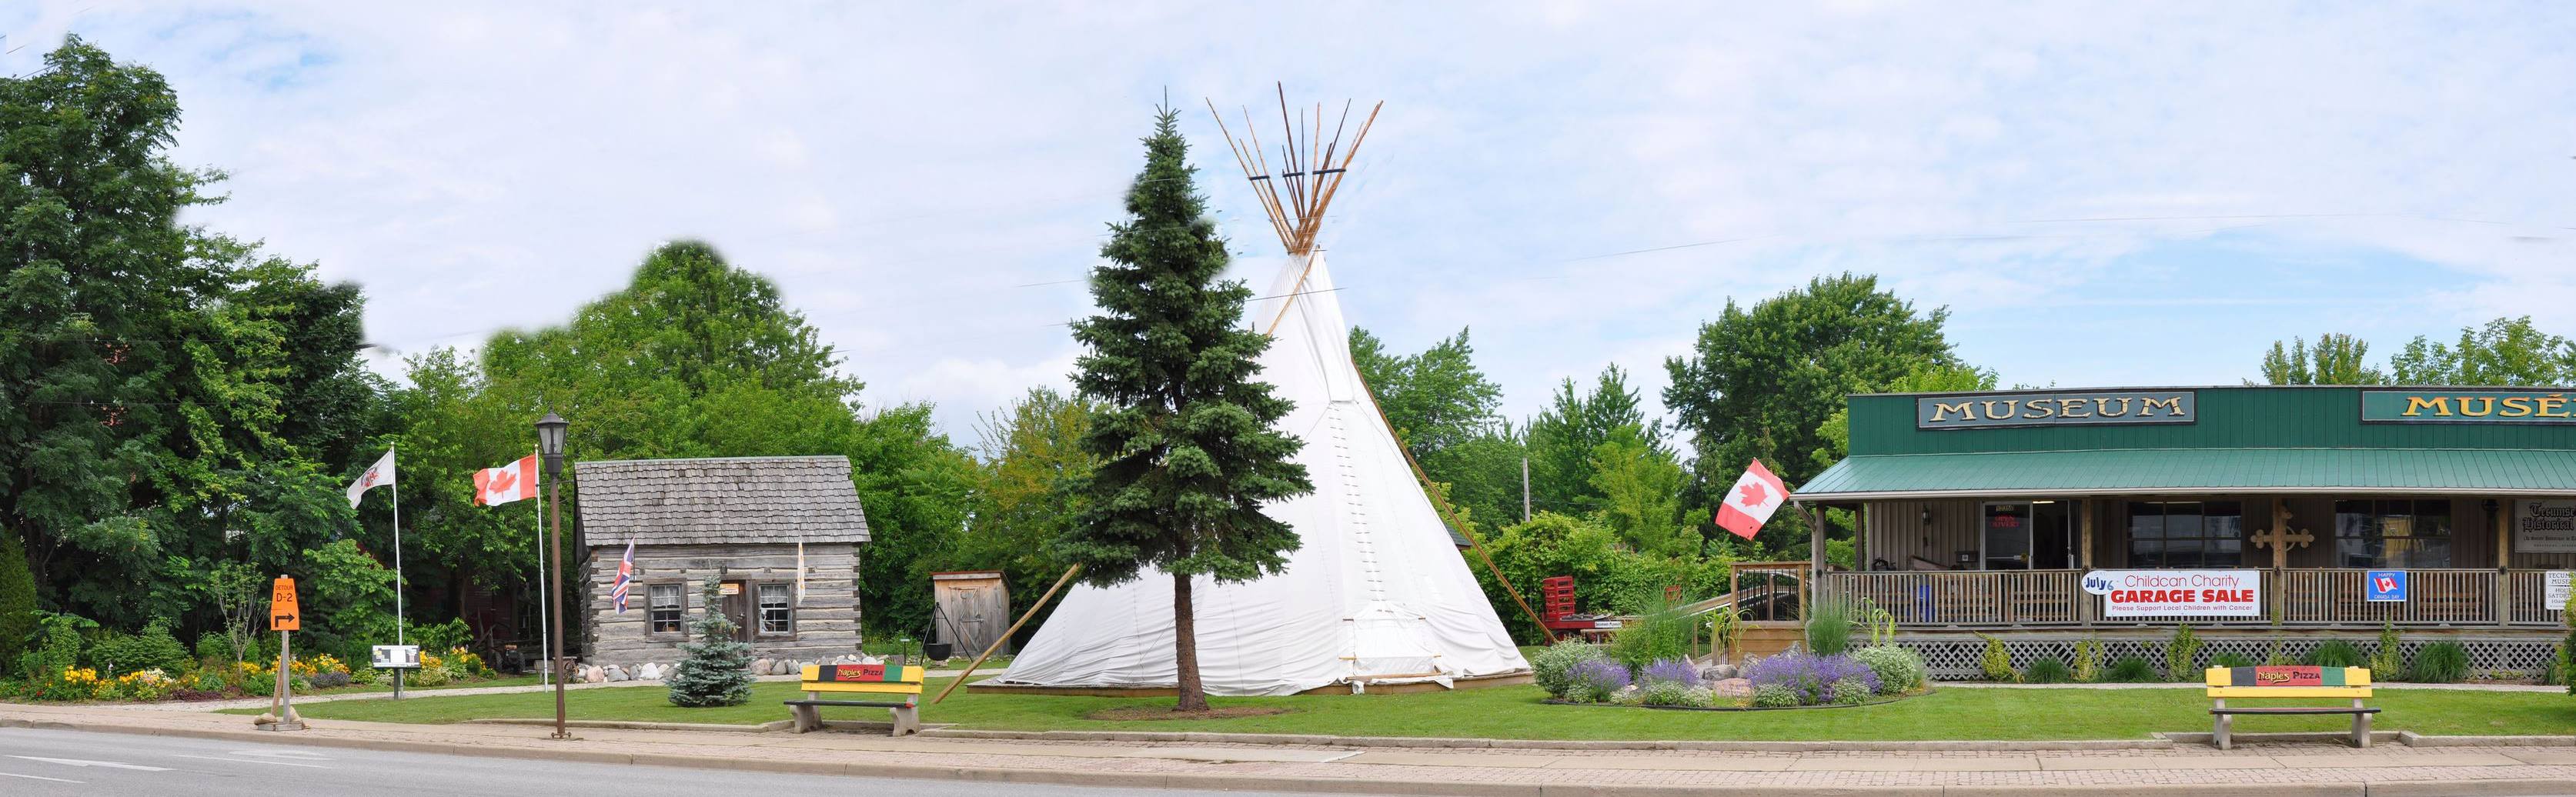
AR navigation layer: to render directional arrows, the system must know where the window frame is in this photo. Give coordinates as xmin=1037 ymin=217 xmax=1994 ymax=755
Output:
xmin=753 ymin=581 xmax=797 ymax=639
xmin=2333 ymin=498 xmax=2454 ymax=569
xmin=644 ymin=579 xmax=688 ymax=639
xmin=2124 ymin=500 xmax=2246 ymax=569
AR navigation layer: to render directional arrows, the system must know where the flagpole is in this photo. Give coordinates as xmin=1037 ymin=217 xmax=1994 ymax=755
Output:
xmin=391 ymin=446 xmax=407 ymax=700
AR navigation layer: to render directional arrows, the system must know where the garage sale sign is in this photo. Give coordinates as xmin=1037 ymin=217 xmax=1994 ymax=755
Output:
xmin=2081 ymin=569 xmax=2262 ymax=618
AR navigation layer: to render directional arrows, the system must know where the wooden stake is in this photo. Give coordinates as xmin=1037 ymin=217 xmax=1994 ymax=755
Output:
xmin=932 ymin=563 xmax=1084 ymax=705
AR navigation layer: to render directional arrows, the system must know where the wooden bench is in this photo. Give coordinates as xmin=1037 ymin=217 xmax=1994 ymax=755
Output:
xmin=786 ymin=659 xmax=926 ymax=736
xmin=2203 ymin=665 xmax=2377 ymax=750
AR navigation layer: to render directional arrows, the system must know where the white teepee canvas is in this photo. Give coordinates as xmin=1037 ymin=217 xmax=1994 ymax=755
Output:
xmin=989 ymin=252 xmax=1531 ymax=695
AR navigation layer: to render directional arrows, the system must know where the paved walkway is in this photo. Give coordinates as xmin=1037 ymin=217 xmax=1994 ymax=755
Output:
xmin=6 ymin=702 xmax=2574 ymax=794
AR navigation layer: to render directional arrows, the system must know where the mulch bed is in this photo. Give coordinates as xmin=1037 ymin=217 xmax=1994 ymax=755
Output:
xmin=1082 ymin=705 xmax=1295 ymax=722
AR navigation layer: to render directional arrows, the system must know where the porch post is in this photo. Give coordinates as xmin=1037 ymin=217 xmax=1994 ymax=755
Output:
xmin=2270 ymin=497 xmax=2289 ymax=624
xmin=2494 ymin=498 xmax=2510 ymax=628
xmin=2077 ymin=498 xmax=2097 ymax=626
xmin=1808 ymin=503 xmax=1828 ymax=608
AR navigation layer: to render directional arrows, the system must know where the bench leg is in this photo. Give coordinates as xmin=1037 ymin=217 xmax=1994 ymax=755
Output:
xmin=2211 ymin=699 xmax=2229 ymax=751
xmin=2351 ymin=699 xmax=2371 ymax=749
xmin=889 ymin=702 xmax=920 ymax=737
xmin=792 ymin=703 xmax=820 ymax=734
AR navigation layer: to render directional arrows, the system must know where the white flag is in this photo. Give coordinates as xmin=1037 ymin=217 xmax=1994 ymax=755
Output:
xmin=347 ymin=448 xmax=397 ymax=509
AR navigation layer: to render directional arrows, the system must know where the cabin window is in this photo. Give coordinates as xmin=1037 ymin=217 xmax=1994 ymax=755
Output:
xmin=757 ymin=582 xmax=794 ymax=635
xmin=647 ymin=583 xmax=684 ymax=634
xmin=2334 ymin=499 xmax=2453 ymax=569
xmin=2126 ymin=501 xmax=2244 ymax=568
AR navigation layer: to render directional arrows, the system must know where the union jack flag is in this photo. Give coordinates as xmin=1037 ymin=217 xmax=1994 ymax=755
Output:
xmin=611 ymin=541 xmax=636 ymax=612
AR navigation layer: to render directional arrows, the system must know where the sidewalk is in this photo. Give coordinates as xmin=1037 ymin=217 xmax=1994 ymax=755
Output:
xmin=5 ymin=702 xmax=2574 ymax=795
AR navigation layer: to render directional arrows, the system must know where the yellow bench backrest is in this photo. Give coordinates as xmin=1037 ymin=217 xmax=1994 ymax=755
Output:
xmin=2203 ymin=665 xmax=2371 ymax=699
xmin=799 ymin=663 xmax=927 ymax=695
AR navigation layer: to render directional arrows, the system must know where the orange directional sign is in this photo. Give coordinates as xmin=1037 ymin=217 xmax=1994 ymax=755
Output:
xmin=270 ymin=575 xmax=301 ymax=632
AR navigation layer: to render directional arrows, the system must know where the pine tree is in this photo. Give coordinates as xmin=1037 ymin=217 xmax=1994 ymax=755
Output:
xmin=0 ymin=535 xmax=38 ymax=667
xmin=1056 ymin=107 xmax=1314 ymax=712
xmin=666 ymin=579 xmax=753 ymax=707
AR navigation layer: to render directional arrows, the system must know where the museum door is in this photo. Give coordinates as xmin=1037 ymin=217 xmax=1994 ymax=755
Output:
xmin=719 ymin=580 xmax=753 ymax=642
xmin=1985 ymin=502 xmax=2076 ymax=569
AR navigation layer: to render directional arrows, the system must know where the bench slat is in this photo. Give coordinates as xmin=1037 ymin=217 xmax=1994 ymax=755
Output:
xmin=2210 ymin=707 xmax=2380 ymax=715
xmin=800 ymin=682 xmax=925 ymax=695
xmin=2205 ymin=687 xmax=2371 ymax=699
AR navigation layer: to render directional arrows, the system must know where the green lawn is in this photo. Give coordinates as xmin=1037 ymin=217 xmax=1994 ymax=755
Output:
xmin=306 ymin=674 xmax=545 ymax=696
xmin=231 ymin=678 xmax=2576 ymax=741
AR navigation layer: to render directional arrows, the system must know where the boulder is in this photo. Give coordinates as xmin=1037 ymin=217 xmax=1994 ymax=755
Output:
xmin=1699 ymin=664 xmax=1739 ymax=681
xmin=603 ymin=665 xmax=628 ymax=682
xmin=750 ymin=658 xmax=773 ymax=675
xmin=1708 ymin=678 xmax=1753 ymax=699
xmin=580 ymin=665 xmax=606 ymax=684
xmin=636 ymin=662 xmax=663 ymax=681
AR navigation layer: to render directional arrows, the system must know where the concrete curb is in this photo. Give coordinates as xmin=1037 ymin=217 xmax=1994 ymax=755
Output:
xmin=920 ymin=728 xmax=2177 ymax=752
xmin=464 ymin=718 xmax=799 ymax=732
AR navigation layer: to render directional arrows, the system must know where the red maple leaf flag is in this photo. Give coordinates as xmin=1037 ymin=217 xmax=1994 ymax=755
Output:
xmin=1714 ymin=459 xmax=1789 ymax=540
xmin=472 ymin=453 xmax=540 ymax=506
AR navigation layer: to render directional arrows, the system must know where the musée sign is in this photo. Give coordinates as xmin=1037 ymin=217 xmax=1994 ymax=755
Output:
xmin=1916 ymin=390 xmax=2196 ymax=429
xmin=2361 ymin=389 xmax=2576 ymax=424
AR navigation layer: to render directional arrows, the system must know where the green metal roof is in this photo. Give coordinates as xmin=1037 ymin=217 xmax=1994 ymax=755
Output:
xmin=1794 ymin=448 xmax=2576 ymax=500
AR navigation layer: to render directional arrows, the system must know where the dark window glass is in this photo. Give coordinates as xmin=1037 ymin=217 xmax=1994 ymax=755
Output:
xmin=648 ymin=583 xmax=684 ymax=634
xmin=2334 ymin=499 xmax=2454 ymax=569
xmin=2127 ymin=501 xmax=2244 ymax=568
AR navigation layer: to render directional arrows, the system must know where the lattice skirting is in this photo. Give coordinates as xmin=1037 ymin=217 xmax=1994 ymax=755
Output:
xmin=1894 ymin=631 xmax=2566 ymax=680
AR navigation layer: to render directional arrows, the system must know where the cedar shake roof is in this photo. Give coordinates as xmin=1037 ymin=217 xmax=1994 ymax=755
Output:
xmin=572 ymin=455 xmax=870 ymax=545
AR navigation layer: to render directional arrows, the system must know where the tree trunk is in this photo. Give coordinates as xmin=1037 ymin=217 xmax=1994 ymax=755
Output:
xmin=1171 ymin=572 xmax=1208 ymax=712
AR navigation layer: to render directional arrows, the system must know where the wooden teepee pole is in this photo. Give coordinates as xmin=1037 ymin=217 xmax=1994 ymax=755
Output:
xmin=932 ymin=563 xmax=1083 ymax=705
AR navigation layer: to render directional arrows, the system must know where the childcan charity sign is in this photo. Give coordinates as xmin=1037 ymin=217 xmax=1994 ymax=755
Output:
xmin=2082 ymin=569 xmax=2262 ymax=618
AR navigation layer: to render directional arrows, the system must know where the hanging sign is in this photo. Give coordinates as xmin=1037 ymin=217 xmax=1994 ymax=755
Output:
xmin=2515 ymin=500 xmax=2576 ymax=554
xmin=269 ymin=576 xmax=301 ymax=632
xmin=1917 ymin=391 xmax=2195 ymax=429
xmin=2360 ymin=390 xmax=2576 ymax=423
xmin=2081 ymin=569 xmax=2261 ymax=618
xmin=2364 ymin=570 xmax=2407 ymax=602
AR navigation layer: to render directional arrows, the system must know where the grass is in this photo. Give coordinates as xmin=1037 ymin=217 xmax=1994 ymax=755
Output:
xmin=311 ymin=674 xmax=545 ymax=695
xmin=229 ymin=678 xmax=2576 ymax=741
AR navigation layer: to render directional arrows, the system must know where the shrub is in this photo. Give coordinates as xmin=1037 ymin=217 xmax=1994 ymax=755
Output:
xmin=405 ymin=663 xmax=451 ymax=687
xmin=1530 ymin=640 xmax=1608 ymax=698
xmin=1639 ymin=658 xmax=1701 ymax=688
xmin=1828 ymin=677 xmax=1875 ymax=705
xmin=1565 ymin=659 xmax=1632 ymax=702
xmin=2021 ymin=658 xmax=2073 ymax=684
xmin=412 ymin=619 xmax=474 ymax=658
xmin=2071 ymin=639 xmax=2103 ymax=682
xmin=1803 ymin=595 xmax=1856 ymax=656
xmin=17 ymin=612 xmax=91 ymax=680
xmin=2369 ymin=622 xmax=2406 ymax=681
xmin=89 ymin=621 xmax=192 ymax=675
xmin=1607 ymin=608 xmax=1694 ymax=669
xmin=2304 ymin=639 xmax=2366 ymax=668
xmin=309 ymin=670 xmax=352 ymax=689
xmin=194 ymin=632 xmax=236 ymax=666
xmin=1849 ymin=645 xmax=1927 ymax=695
xmin=2208 ymin=652 xmax=2257 ymax=669
xmin=1978 ymin=635 xmax=2015 ymax=682
xmin=1746 ymin=652 xmax=1879 ymax=706
xmin=669 ymin=580 xmax=754 ymax=707
xmin=2165 ymin=625 xmax=2202 ymax=682
xmin=1750 ymin=683 xmax=1800 ymax=708
xmin=2408 ymin=642 xmax=2469 ymax=683
xmin=349 ymin=665 xmax=381 ymax=686
xmin=1638 ymin=680 xmax=1698 ymax=707
xmin=2103 ymin=656 xmax=2160 ymax=683
xmin=2261 ymin=639 xmax=2295 ymax=666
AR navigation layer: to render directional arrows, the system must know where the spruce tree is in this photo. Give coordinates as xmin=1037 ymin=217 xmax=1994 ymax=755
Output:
xmin=666 ymin=579 xmax=753 ymax=707
xmin=1056 ymin=107 xmax=1313 ymax=712
xmin=0 ymin=535 xmax=37 ymax=667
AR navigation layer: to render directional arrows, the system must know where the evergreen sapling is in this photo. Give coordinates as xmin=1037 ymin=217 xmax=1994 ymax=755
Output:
xmin=667 ymin=580 xmax=753 ymax=707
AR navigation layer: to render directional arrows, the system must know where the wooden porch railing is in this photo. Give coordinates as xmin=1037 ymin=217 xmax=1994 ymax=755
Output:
xmin=1817 ymin=569 xmax=2567 ymax=629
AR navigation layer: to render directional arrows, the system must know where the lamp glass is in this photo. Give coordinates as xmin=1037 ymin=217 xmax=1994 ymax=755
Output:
xmin=535 ymin=412 xmax=569 ymax=458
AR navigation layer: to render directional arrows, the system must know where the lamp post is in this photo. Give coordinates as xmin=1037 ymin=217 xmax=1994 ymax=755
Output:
xmin=535 ymin=411 xmax=571 ymax=741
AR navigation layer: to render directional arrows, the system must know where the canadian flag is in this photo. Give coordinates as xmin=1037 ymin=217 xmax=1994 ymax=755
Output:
xmin=473 ymin=454 xmax=540 ymax=506
xmin=1714 ymin=459 xmax=1789 ymax=540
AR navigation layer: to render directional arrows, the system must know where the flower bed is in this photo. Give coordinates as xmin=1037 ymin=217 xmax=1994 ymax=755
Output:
xmin=1528 ymin=639 xmax=1931 ymax=711
xmin=2 ymin=645 xmax=503 ymax=703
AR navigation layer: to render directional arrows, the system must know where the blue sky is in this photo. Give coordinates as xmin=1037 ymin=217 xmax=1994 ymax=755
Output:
xmin=6 ymin=2 xmax=2572 ymax=447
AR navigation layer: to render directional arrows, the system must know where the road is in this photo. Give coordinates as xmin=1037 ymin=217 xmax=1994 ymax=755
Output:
xmin=0 ymin=727 xmax=1374 ymax=796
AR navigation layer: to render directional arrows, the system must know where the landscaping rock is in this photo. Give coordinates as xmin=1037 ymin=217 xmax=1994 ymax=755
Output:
xmin=1699 ymin=664 xmax=1739 ymax=681
xmin=750 ymin=658 xmax=773 ymax=675
xmin=1708 ymin=677 xmax=1752 ymax=699
xmin=580 ymin=665 xmax=606 ymax=684
xmin=603 ymin=665 xmax=628 ymax=682
xmin=634 ymin=662 xmax=661 ymax=681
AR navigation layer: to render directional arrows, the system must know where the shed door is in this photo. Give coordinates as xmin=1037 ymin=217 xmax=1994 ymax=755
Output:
xmin=720 ymin=581 xmax=753 ymax=642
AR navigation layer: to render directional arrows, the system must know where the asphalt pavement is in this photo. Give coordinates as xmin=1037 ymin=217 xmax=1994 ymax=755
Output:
xmin=0 ymin=727 xmax=1368 ymax=796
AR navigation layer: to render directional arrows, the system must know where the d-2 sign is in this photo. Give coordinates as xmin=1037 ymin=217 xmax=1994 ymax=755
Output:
xmin=270 ymin=575 xmax=301 ymax=632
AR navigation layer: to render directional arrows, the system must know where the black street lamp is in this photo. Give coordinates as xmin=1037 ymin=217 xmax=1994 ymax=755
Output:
xmin=535 ymin=411 xmax=571 ymax=741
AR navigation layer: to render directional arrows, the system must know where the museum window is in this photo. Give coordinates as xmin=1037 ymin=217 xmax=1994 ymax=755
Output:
xmin=2127 ymin=501 xmax=2244 ymax=568
xmin=757 ymin=582 xmax=794 ymax=635
xmin=2334 ymin=499 xmax=2453 ymax=569
xmin=647 ymin=582 xmax=684 ymax=634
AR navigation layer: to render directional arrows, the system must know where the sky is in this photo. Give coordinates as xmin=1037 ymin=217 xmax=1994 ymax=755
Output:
xmin=7 ymin=2 xmax=2574 ymax=450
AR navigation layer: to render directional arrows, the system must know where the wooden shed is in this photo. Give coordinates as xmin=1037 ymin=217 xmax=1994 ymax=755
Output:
xmin=573 ymin=455 xmax=870 ymax=670
xmin=930 ymin=571 xmax=1011 ymax=657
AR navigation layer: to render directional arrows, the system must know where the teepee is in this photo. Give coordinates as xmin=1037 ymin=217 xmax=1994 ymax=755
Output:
xmin=989 ymin=94 xmax=1532 ymax=696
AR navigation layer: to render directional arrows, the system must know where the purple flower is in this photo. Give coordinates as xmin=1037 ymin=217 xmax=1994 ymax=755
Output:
xmin=1640 ymin=659 xmax=1701 ymax=688
xmin=1745 ymin=652 xmax=1880 ymax=706
xmin=1565 ymin=659 xmax=1632 ymax=702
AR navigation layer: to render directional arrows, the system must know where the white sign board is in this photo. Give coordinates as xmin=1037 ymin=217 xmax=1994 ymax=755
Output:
xmin=2515 ymin=500 xmax=2576 ymax=554
xmin=2082 ymin=569 xmax=2263 ymax=618
xmin=371 ymin=645 xmax=421 ymax=669
xmin=2547 ymin=572 xmax=2572 ymax=610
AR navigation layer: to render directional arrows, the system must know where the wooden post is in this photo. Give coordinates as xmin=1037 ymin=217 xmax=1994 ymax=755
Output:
xmin=933 ymin=564 xmax=1082 ymax=705
xmin=2494 ymin=498 xmax=2510 ymax=628
xmin=2078 ymin=498 xmax=2097 ymax=626
xmin=1806 ymin=502 xmax=1826 ymax=615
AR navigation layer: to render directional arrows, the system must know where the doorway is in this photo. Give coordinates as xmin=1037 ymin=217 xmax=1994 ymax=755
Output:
xmin=1984 ymin=501 xmax=2076 ymax=569
xmin=718 ymin=580 xmax=753 ymax=642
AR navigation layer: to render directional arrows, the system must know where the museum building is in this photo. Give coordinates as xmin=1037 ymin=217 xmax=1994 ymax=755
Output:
xmin=1793 ymin=385 xmax=2574 ymax=679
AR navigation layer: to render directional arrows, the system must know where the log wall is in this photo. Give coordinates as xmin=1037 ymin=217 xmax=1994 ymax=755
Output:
xmin=580 ymin=542 xmax=866 ymax=669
